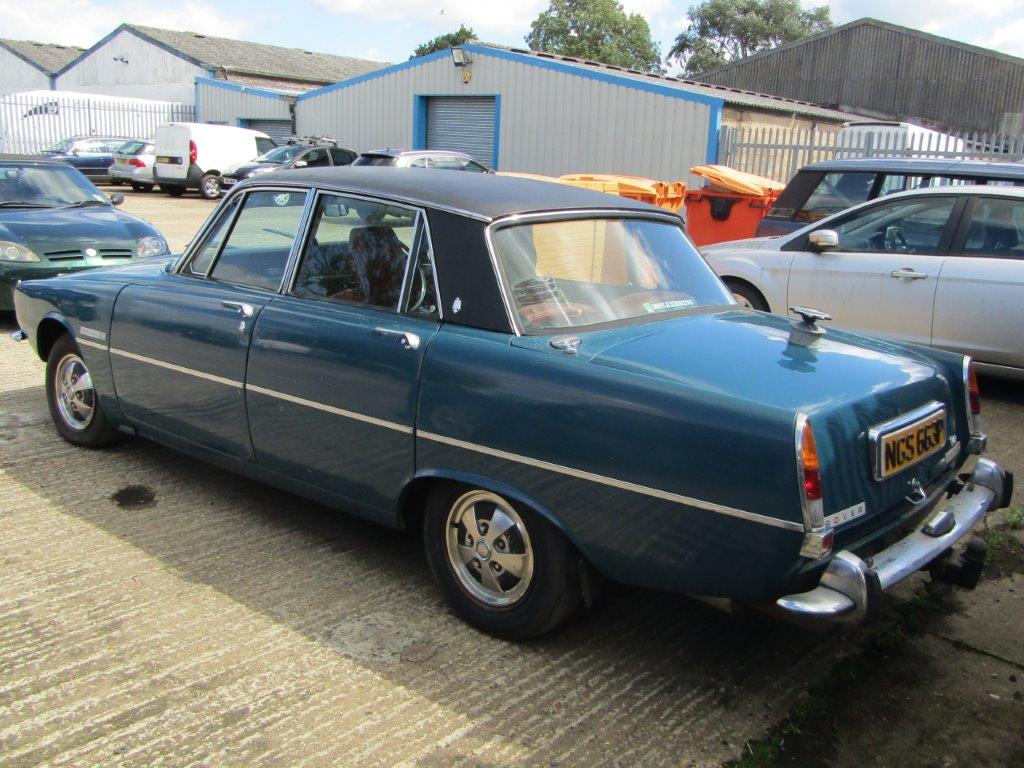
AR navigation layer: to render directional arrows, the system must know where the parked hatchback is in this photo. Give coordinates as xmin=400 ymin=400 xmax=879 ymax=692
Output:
xmin=38 ymin=136 xmax=131 ymax=183
xmin=705 ymin=185 xmax=1024 ymax=379
xmin=0 ymin=155 xmax=167 ymax=311
xmin=353 ymin=149 xmax=492 ymax=172
xmin=109 ymin=139 xmax=156 ymax=191
xmin=220 ymin=139 xmax=356 ymax=190
xmin=758 ymin=158 xmax=1024 ymax=237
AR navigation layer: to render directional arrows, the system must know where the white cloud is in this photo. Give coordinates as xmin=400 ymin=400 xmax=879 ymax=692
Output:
xmin=0 ymin=0 xmax=253 ymax=47
xmin=981 ymin=18 xmax=1024 ymax=58
xmin=314 ymin=0 xmax=547 ymax=36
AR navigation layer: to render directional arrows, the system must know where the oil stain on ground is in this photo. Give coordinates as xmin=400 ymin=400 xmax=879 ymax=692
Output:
xmin=111 ymin=485 xmax=156 ymax=508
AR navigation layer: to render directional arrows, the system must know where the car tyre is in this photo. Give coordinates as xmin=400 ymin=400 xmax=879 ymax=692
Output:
xmin=45 ymin=334 xmax=123 ymax=448
xmin=162 ymin=185 xmax=185 ymax=197
xmin=424 ymin=484 xmax=581 ymax=639
xmin=108 ymin=179 xmax=124 ymax=186
xmin=725 ymin=280 xmax=769 ymax=311
xmin=199 ymin=173 xmax=221 ymax=200
xmin=131 ymin=182 xmax=150 ymax=192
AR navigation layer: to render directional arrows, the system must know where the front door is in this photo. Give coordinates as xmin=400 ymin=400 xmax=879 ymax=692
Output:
xmin=245 ymin=192 xmax=441 ymax=516
xmin=110 ymin=188 xmax=309 ymax=460
xmin=787 ymin=194 xmax=960 ymax=345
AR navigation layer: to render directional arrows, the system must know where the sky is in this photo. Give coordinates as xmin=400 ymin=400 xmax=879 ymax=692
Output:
xmin=1 ymin=0 xmax=1022 ymax=67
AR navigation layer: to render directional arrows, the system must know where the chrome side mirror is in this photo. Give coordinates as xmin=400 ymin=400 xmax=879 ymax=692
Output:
xmin=293 ymin=160 xmax=308 ymax=168
xmin=808 ymin=229 xmax=838 ymax=252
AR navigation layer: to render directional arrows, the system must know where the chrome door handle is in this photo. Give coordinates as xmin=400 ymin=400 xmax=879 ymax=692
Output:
xmin=374 ymin=327 xmax=420 ymax=350
xmin=222 ymin=300 xmax=255 ymax=318
xmin=890 ymin=269 xmax=927 ymax=281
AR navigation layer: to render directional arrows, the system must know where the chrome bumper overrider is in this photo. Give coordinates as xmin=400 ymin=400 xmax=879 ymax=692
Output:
xmin=777 ymin=458 xmax=1009 ymax=622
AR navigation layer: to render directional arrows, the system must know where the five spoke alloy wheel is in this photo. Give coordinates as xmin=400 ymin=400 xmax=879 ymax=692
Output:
xmin=445 ymin=490 xmax=535 ymax=608
xmin=53 ymin=352 xmax=95 ymax=431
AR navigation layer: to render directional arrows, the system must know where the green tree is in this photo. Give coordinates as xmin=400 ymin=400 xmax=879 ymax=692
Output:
xmin=412 ymin=24 xmax=476 ymax=58
xmin=669 ymin=0 xmax=831 ymax=76
xmin=526 ymin=0 xmax=662 ymax=73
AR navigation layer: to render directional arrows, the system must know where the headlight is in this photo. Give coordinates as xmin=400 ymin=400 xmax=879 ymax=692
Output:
xmin=0 ymin=241 xmax=40 ymax=262
xmin=135 ymin=236 xmax=167 ymax=258
xmin=247 ymin=166 xmax=274 ymax=177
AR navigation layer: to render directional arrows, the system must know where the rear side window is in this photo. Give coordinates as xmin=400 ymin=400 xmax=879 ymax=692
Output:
xmin=292 ymin=194 xmax=418 ymax=309
xmin=463 ymin=160 xmax=489 ymax=173
xmin=796 ymin=171 xmax=877 ymax=223
xmin=961 ymin=198 xmax=1024 ymax=258
xmin=208 ymin=190 xmax=308 ymax=290
xmin=431 ymin=156 xmax=462 ymax=170
xmin=329 ymin=148 xmax=356 ymax=165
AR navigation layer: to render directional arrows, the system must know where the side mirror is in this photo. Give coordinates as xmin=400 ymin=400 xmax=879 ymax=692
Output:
xmin=293 ymin=160 xmax=308 ymax=168
xmin=69 ymin=149 xmax=80 ymax=156
xmin=109 ymin=193 xmax=124 ymax=206
xmin=808 ymin=229 xmax=838 ymax=252
xmin=323 ymin=203 xmax=348 ymax=217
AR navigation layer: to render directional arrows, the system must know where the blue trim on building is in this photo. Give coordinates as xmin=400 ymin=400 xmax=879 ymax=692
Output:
xmin=194 ymin=79 xmax=201 ymax=122
xmin=706 ymin=103 xmax=723 ymax=163
xmin=195 ymin=75 xmax=290 ymax=101
xmin=297 ymin=48 xmax=453 ymax=101
xmin=412 ymin=96 xmax=427 ymax=149
xmin=492 ymin=95 xmax=501 ymax=170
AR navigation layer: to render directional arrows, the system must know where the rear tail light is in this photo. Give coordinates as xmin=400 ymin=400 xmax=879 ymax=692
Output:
xmin=963 ymin=357 xmax=982 ymax=434
xmin=796 ymin=414 xmax=831 ymax=559
xmin=189 ymin=140 xmax=197 ymax=165
xmin=128 ymin=157 xmax=145 ymax=168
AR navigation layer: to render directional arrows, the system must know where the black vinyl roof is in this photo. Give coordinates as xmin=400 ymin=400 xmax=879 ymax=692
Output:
xmin=261 ymin=166 xmax=667 ymax=221
xmin=804 ymin=157 xmax=1024 ymax=178
xmin=0 ymin=154 xmax=70 ymax=165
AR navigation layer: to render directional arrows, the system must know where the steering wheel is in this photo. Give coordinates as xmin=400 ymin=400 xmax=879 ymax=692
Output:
xmin=884 ymin=225 xmax=908 ymax=252
xmin=408 ymin=263 xmax=430 ymax=313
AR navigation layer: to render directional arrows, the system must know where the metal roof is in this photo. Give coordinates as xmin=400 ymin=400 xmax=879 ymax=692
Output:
xmin=480 ymin=44 xmax=856 ymax=122
xmin=0 ymin=38 xmax=84 ymax=75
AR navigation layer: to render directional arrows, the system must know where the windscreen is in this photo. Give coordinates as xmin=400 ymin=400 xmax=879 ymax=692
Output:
xmin=0 ymin=163 xmax=108 ymax=207
xmin=256 ymin=145 xmax=305 ymax=164
xmin=491 ymin=217 xmax=733 ymax=332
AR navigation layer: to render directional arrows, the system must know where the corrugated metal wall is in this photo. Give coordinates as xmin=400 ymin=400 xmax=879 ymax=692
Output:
xmin=0 ymin=50 xmax=52 ymax=95
xmin=698 ymin=23 xmax=1024 ymax=135
xmin=197 ymin=81 xmax=292 ymax=125
xmin=295 ymin=50 xmax=714 ymax=182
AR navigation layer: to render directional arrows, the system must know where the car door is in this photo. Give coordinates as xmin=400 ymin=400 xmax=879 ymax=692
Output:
xmin=70 ymin=139 xmax=113 ymax=178
xmin=934 ymin=194 xmax=1024 ymax=369
xmin=328 ymin=147 xmax=357 ymax=166
xmin=245 ymin=192 xmax=441 ymax=518
xmin=109 ymin=187 xmax=310 ymax=460
xmin=786 ymin=194 xmax=961 ymax=345
xmin=298 ymin=147 xmax=331 ymax=168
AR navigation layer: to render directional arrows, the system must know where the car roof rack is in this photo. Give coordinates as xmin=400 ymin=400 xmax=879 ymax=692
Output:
xmin=285 ymin=135 xmax=338 ymax=147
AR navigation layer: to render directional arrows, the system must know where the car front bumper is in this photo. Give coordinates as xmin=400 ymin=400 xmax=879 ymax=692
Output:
xmin=776 ymin=457 xmax=1011 ymax=622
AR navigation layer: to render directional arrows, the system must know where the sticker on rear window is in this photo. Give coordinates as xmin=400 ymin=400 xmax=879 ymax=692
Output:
xmin=642 ymin=299 xmax=696 ymax=313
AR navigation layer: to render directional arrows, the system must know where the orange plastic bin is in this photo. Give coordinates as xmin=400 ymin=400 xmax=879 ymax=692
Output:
xmin=684 ymin=165 xmax=784 ymax=246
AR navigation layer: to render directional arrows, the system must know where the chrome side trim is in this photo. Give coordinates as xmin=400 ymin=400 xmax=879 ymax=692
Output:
xmin=108 ymin=347 xmax=243 ymax=389
xmin=418 ymin=430 xmax=803 ymax=531
xmin=77 ymin=337 xmax=108 ymax=352
xmin=246 ymin=383 xmax=412 ymax=434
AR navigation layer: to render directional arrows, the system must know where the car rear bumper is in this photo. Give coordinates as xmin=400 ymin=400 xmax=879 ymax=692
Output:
xmin=776 ymin=457 xmax=1011 ymax=622
xmin=109 ymin=164 xmax=153 ymax=183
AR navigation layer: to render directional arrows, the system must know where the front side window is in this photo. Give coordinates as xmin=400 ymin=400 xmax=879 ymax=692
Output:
xmin=255 ymin=145 xmax=304 ymax=164
xmin=301 ymin=148 xmax=330 ymax=167
xmin=830 ymin=196 xmax=957 ymax=254
xmin=292 ymin=194 xmax=418 ymax=310
xmin=796 ymin=171 xmax=877 ymax=223
xmin=208 ymin=189 xmax=308 ymax=291
xmin=188 ymin=198 xmax=239 ymax=275
xmin=961 ymin=197 xmax=1024 ymax=258
xmin=491 ymin=217 xmax=732 ymax=332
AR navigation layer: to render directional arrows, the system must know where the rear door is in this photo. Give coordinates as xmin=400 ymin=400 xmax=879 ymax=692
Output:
xmin=246 ymin=192 xmax=440 ymax=516
xmin=110 ymin=187 xmax=310 ymax=459
xmin=154 ymin=125 xmax=188 ymax=182
xmin=935 ymin=195 xmax=1024 ymax=369
xmin=787 ymin=194 xmax=961 ymax=344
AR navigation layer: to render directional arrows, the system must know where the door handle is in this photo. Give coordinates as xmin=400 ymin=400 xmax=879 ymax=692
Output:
xmin=374 ymin=327 xmax=420 ymax=350
xmin=889 ymin=269 xmax=928 ymax=281
xmin=222 ymin=300 xmax=255 ymax=318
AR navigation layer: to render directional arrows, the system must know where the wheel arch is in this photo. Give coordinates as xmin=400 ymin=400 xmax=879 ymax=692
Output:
xmin=398 ymin=469 xmax=592 ymax=563
xmin=35 ymin=314 xmax=74 ymax=361
xmin=722 ymin=275 xmax=769 ymax=311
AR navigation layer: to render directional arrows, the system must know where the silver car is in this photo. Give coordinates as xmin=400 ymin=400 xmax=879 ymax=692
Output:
xmin=703 ymin=185 xmax=1024 ymax=379
xmin=109 ymin=139 xmax=155 ymax=191
xmin=352 ymin=149 xmax=492 ymax=172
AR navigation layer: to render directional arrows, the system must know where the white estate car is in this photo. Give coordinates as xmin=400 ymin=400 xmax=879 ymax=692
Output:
xmin=703 ymin=185 xmax=1024 ymax=380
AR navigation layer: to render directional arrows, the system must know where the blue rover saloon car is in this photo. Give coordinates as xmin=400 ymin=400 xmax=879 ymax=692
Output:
xmin=12 ymin=168 xmax=1012 ymax=638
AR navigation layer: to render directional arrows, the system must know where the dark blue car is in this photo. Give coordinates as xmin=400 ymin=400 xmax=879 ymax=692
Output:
xmin=0 ymin=155 xmax=167 ymax=311
xmin=11 ymin=168 xmax=1011 ymax=638
xmin=38 ymin=136 xmax=131 ymax=183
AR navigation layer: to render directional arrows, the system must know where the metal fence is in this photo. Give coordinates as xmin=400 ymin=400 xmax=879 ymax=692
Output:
xmin=718 ymin=125 xmax=1024 ymax=182
xmin=0 ymin=93 xmax=194 ymax=154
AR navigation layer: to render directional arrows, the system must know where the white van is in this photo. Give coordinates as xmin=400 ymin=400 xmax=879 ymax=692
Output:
xmin=837 ymin=121 xmax=965 ymax=156
xmin=152 ymin=123 xmax=276 ymax=199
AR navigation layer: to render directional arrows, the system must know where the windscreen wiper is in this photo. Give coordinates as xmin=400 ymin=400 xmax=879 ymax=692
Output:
xmin=0 ymin=201 xmax=55 ymax=208
xmin=62 ymin=200 xmax=110 ymax=208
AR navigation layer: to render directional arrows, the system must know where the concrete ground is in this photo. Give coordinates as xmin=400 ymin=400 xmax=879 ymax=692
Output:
xmin=1 ymin=189 xmax=1021 ymax=767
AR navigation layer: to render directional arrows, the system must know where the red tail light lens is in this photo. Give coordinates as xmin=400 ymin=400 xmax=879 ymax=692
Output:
xmin=801 ymin=419 xmax=822 ymax=501
xmin=189 ymin=140 xmax=197 ymax=165
xmin=968 ymin=362 xmax=981 ymax=417
xmin=128 ymin=157 xmax=145 ymax=168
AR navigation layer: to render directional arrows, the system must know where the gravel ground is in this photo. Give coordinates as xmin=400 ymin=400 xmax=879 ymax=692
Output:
xmin=0 ymin=190 xmax=1021 ymax=767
